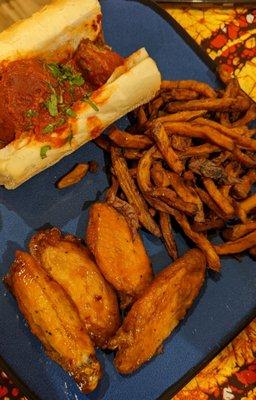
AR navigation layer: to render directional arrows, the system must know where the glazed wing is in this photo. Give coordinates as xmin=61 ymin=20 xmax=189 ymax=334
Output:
xmin=108 ymin=249 xmax=206 ymax=374
xmin=29 ymin=228 xmax=120 ymax=348
xmin=86 ymin=203 xmax=153 ymax=307
xmin=6 ymin=251 xmax=101 ymax=393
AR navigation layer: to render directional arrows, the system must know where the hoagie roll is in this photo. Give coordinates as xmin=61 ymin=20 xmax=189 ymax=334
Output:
xmin=0 ymin=0 xmax=161 ymax=189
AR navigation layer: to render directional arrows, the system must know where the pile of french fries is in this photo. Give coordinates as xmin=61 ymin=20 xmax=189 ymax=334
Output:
xmin=95 ymin=78 xmax=256 ymax=271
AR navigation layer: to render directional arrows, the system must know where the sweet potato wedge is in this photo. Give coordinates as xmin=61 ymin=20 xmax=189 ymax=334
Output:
xmin=5 ymin=251 xmax=101 ymax=393
xmin=108 ymin=249 xmax=206 ymax=374
xmin=29 ymin=228 xmax=120 ymax=348
xmin=86 ymin=203 xmax=153 ymax=308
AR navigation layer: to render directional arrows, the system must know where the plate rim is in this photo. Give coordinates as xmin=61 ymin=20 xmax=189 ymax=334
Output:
xmin=1 ymin=1 xmax=255 ymax=400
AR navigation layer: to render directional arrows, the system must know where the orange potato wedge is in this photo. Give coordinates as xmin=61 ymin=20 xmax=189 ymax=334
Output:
xmin=86 ymin=203 xmax=153 ymax=308
xmin=29 ymin=228 xmax=120 ymax=348
xmin=108 ymin=249 xmax=206 ymax=374
xmin=5 ymin=251 xmax=101 ymax=393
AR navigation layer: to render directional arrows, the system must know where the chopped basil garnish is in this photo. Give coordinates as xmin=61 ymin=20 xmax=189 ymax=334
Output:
xmin=47 ymin=63 xmax=62 ymax=78
xmin=26 ymin=109 xmax=38 ymax=118
xmin=47 ymin=63 xmax=85 ymax=87
xmin=66 ymin=108 xmax=77 ymax=117
xmin=43 ymin=124 xmax=54 ymax=133
xmin=46 ymin=93 xmax=58 ymax=117
xmin=70 ymin=74 xmax=84 ymax=86
xmin=40 ymin=145 xmax=51 ymax=159
xmin=43 ymin=118 xmax=66 ymax=134
xmin=55 ymin=118 xmax=66 ymax=127
xmin=59 ymin=65 xmax=73 ymax=81
xmin=67 ymin=132 xmax=73 ymax=145
xmin=83 ymin=93 xmax=99 ymax=112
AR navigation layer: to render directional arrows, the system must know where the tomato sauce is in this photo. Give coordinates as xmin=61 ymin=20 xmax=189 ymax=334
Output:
xmin=0 ymin=39 xmax=123 ymax=148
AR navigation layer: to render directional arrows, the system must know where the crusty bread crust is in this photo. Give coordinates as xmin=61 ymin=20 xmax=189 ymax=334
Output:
xmin=0 ymin=0 xmax=101 ymax=61
xmin=0 ymin=1 xmax=161 ymax=189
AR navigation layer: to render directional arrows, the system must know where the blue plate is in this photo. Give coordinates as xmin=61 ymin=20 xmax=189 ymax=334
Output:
xmin=0 ymin=1 xmax=256 ymax=399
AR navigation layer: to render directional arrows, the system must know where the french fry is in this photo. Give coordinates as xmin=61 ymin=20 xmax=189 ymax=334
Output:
xmin=149 ymin=207 xmax=157 ymax=217
xmin=203 ymin=178 xmax=235 ymax=217
xmin=129 ymin=167 xmax=138 ymax=179
xmin=219 ymin=161 xmax=241 ymax=201
xmin=152 ymin=123 xmax=184 ymax=174
xmin=233 ymin=170 xmax=256 ymax=199
xmin=159 ymin=212 xmax=178 ymax=260
xmin=196 ymin=117 xmax=250 ymax=137
xmin=163 ymin=122 xmax=205 ymax=139
xmin=233 ymin=148 xmax=256 ymax=167
xmin=145 ymin=195 xmax=177 ymax=215
xmin=94 ymin=136 xmax=111 ymax=152
xmin=202 ymin=127 xmax=234 ymax=152
xmin=165 ymin=172 xmax=203 ymax=219
xmin=106 ymin=175 xmax=119 ymax=203
xmin=213 ymin=151 xmax=231 ymax=166
xmin=137 ymin=106 xmax=147 ymax=125
xmin=167 ymin=97 xmax=250 ymax=113
xmin=222 ymin=221 xmax=256 ymax=241
xmin=219 ymin=184 xmax=231 ymax=199
xmin=57 ymin=163 xmax=89 ymax=189
xmin=161 ymin=88 xmax=199 ymax=101
xmin=171 ymin=135 xmax=192 ymax=151
xmin=223 ymin=78 xmax=240 ymax=98
xmin=237 ymin=193 xmax=256 ymax=223
xmin=220 ymin=112 xmax=231 ymax=127
xmin=192 ymin=218 xmax=224 ymax=232
xmin=171 ymin=210 xmax=221 ymax=271
xmin=181 ymin=143 xmax=221 ymax=158
xmin=151 ymin=162 xmax=171 ymax=187
xmin=109 ymin=128 xmax=153 ymax=149
xmin=220 ymin=80 xmax=241 ymax=127
xmin=195 ymin=187 xmax=227 ymax=219
xmin=241 ymin=128 xmax=256 ymax=138
xmin=148 ymin=97 xmax=164 ymax=118
xmin=137 ymin=145 xmax=160 ymax=192
xmin=164 ymin=122 xmax=234 ymax=150
xmin=142 ymin=196 xmax=220 ymax=271
xmin=152 ymin=110 xmax=207 ymax=125
xmin=148 ymin=187 xmax=197 ymax=215
xmin=193 ymin=118 xmax=256 ymax=151
xmin=232 ymin=104 xmax=256 ymax=127
xmin=111 ymin=147 xmax=161 ymax=237
xmin=161 ymin=80 xmax=217 ymax=98
xmin=151 ymin=162 xmax=204 ymax=222
xmin=123 ymin=149 xmax=145 ymax=160
xmin=215 ymin=230 xmax=256 ymax=255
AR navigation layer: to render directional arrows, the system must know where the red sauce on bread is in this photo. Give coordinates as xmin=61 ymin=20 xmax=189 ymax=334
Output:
xmin=0 ymin=39 xmax=123 ymax=148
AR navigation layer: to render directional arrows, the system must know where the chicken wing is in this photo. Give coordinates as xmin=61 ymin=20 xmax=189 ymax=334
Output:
xmin=29 ymin=228 xmax=120 ymax=348
xmin=86 ymin=203 xmax=153 ymax=308
xmin=108 ymin=249 xmax=206 ymax=374
xmin=5 ymin=251 xmax=101 ymax=393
